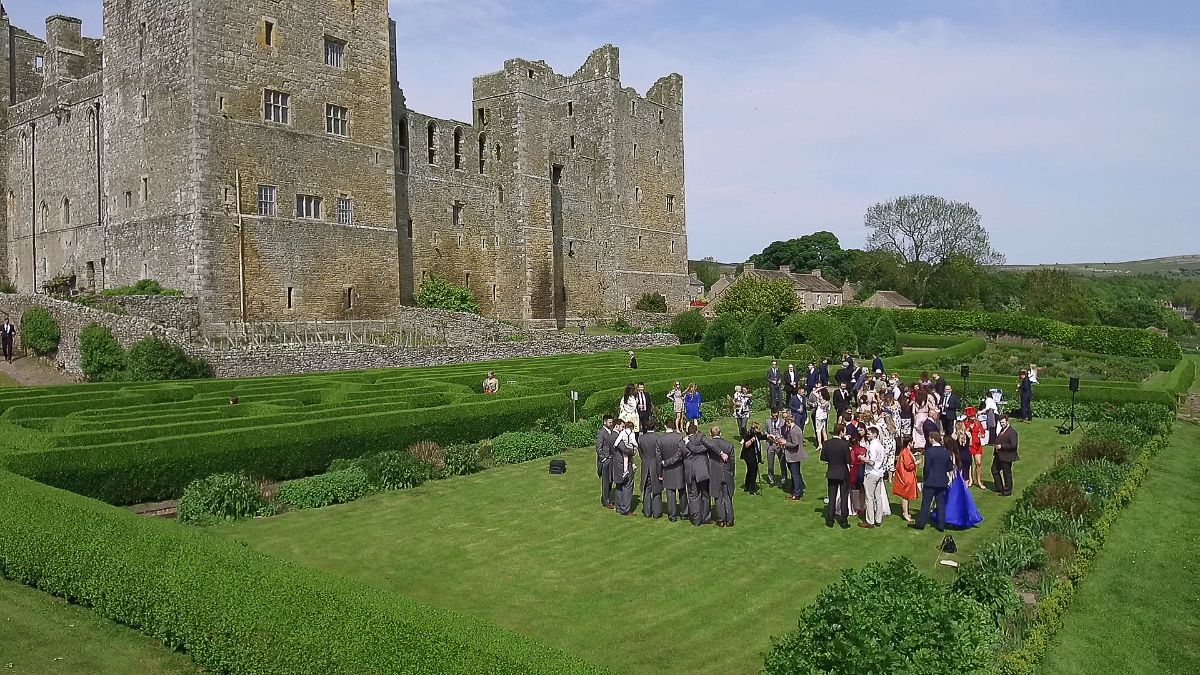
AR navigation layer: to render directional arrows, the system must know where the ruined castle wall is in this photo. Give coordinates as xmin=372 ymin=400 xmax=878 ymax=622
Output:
xmin=193 ymin=0 xmax=399 ymax=322
xmin=8 ymin=27 xmax=46 ymax=105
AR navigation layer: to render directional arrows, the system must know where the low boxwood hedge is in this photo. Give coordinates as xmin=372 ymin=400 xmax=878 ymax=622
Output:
xmin=277 ymin=466 xmax=370 ymax=509
xmin=0 ymin=470 xmax=599 ymax=674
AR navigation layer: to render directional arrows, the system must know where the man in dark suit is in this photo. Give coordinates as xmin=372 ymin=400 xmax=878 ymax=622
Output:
xmin=940 ymin=384 xmax=961 ymax=435
xmin=595 ymin=415 xmax=616 ymax=509
xmin=932 ymin=372 xmax=947 ymax=397
xmin=784 ymin=363 xmax=801 ymax=400
xmin=916 ymin=432 xmax=954 ymax=532
xmin=703 ymin=427 xmax=736 ymax=527
xmin=1018 ymin=371 xmax=1033 ymax=422
xmin=0 ymin=318 xmax=15 ymax=363
xmin=635 ymin=382 xmax=653 ymax=433
xmin=683 ymin=426 xmax=712 ymax=526
xmin=805 ymin=362 xmax=821 ymax=392
xmin=612 ymin=420 xmax=638 ymax=515
xmin=820 ymin=425 xmax=852 ymax=528
xmin=818 ymin=358 xmax=831 ymax=386
xmin=991 ymin=415 xmax=1020 ymax=496
xmin=639 ymin=421 xmax=664 ymax=518
xmin=659 ymin=419 xmax=688 ymax=521
xmin=766 ymin=360 xmax=783 ymax=412
xmin=834 ymin=361 xmax=854 ymax=389
xmin=781 ymin=414 xmax=807 ymax=500
xmin=832 ymin=382 xmax=852 ymax=418
xmin=628 ymin=351 xmax=638 ymax=369
xmin=871 ymin=353 xmax=885 ymax=374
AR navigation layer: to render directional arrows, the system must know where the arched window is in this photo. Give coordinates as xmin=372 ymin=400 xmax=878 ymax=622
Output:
xmin=426 ymin=121 xmax=437 ymax=165
xmin=396 ymin=116 xmax=409 ymax=172
xmin=39 ymin=201 xmax=48 ymax=231
xmin=453 ymin=127 xmax=463 ymax=169
xmin=478 ymin=133 xmax=486 ymax=174
xmin=62 ymin=197 xmax=71 ymax=225
xmin=87 ymin=107 xmax=97 ymax=151
xmin=5 ymin=192 xmax=14 ymax=224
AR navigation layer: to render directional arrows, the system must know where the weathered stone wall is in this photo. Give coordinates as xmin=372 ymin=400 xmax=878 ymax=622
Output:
xmin=112 ymin=295 xmax=201 ymax=334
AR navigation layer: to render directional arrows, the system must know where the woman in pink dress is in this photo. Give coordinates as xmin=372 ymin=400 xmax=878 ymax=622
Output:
xmin=912 ymin=389 xmax=929 ymax=450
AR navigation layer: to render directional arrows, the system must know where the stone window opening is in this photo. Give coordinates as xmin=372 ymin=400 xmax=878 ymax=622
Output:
xmin=477 ymin=133 xmax=486 ymax=174
xmin=480 ymin=236 xmax=487 ymax=251
xmin=659 ymin=109 xmax=665 ymax=124
xmin=634 ymin=186 xmax=642 ymax=203
xmin=527 ymin=68 xmax=535 ymax=79
xmin=397 ymin=117 xmax=409 ymax=172
xmin=624 ymin=296 xmax=631 ymax=310
xmin=139 ymin=22 xmax=146 ymax=58
xmin=295 ymin=194 xmax=322 ymax=219
xmin=39 ymin=201 xmax=48 ymax=231
xmin=139 ymin=93 xmax=148 ymax=119
xmin=35 ymin=55 xmax=45 ymax=72
xmin=62 ymin=197 xmax=71 ymax=226
xmin=336 ymin=196 xmax=354 ymax=225
xmin=421 ymin=269 xmax=429 ymax=282
xmin=431 ymin=231 xmax=440 ymax=246
xmin=493 ymin=143 xmax=501 ymax=162
xmin=496 ymin=185 xmax=504 ymax=204
xmin=86 ymin=262 xmax=96 ymax=292
xmin=452 ymin=202 xmax=463 ymax=228
xmin=257 ymin=185 xmax=277 ymax=216
xmin=492 ymin=284 xmax=498 ymax=304
xmin=286 ymin=287 xmax=294 ymax=309
xmin=87 ymin=108 xmax=97 ymax=150
xmin=326 ymin=103 xmax=349 ymax=137
xmin=324 ymin=37 xmax=345 ymax=68
xmin=568 ymin=240 xmax=575 ymax=258
xmin=141 ymin=177 xmax=150 ymax=204
xmin=669 ymin=239 xmax=675 ymax=255
xmin=124 ymin=191 xmax=133 ymax=209
xmin=570 ymin=135 xmax=576 ymax=150
xmin=464 ymin=271 xmax=471 ymax=288
xmin=632 ymin=142 xmax=638 ymax=158
xmin=5 ymin=192 xmax=13 ymax=225
xmin=262 ymin=19 xmax=275 ymax=47
xmin=630 ymin=100 xmax=637 ymax=116
xmin=477 ymin=108 xmax=488 ymax=126
xmin=567 ymin=101 xmax=574 ymax=116
xmin=345 ymin=287 xmax=354 ymax=309
xmin=453 ymin=127 xmax=464 ymax=170
xmin=666 ymin=193 xmax=675 ymax=214
xmin=263 ymin=89 xmax=289 ymax=124
xmin=406 ymin=219 xmax=413 ymax=238
xmin=637 ymin=235 xmax=643 ymax=249
xmin=427 ymin=121 xmax=437 ymax=165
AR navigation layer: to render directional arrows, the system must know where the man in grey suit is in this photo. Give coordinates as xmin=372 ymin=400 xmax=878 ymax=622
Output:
xmin=639 ymin=421 xmax=664 ymax=518
xmin=683 ymin=424 xmax=712 ymax=526
xmin=659 ymin=419 xmax=688 ymax=522
xmin=595 ymin=415 xmax=616 ymax=509
xmin=703 ymin=426 xmax=736 ymax=527
xmin=781 ymin=413 xmax=808 ymax=500
xmin=612 ymin=420 xmax=637 ymax=515
xmin=764 ymin=410 xmax=785 ymax=488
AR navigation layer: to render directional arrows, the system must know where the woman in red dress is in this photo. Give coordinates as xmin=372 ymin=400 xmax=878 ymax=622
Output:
xmin=963 ymin=406 xmax=986 ymax=489
xmin=892 ymin=437 xmax=919 ymax=522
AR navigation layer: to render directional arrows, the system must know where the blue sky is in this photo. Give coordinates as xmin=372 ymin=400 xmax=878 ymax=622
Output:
xmin=9 ymin=1 xmax=1199 ymax=264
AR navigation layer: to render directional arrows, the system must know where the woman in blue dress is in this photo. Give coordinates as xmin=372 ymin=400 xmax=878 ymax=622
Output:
xmin=683 ymin=383 xmax=703 ymax=426
xmin=941 ymin=421 xmax=984 ymax=528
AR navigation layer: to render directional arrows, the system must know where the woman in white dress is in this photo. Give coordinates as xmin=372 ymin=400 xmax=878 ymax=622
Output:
xmin=618 ymin=383 xmax=640 ymax=433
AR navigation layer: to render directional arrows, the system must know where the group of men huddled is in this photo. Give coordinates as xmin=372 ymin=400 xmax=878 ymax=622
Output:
xmin=595 ymin=416 xmax=745 ymax=527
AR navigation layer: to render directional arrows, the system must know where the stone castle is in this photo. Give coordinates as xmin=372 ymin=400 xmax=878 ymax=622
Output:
xmin=1 ymin=1 xmax=688 ymax=328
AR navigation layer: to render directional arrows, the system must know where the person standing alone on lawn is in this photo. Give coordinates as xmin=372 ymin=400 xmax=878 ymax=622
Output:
xmin=1018 ymin=370 xmax=1033 ymax=422
xmin=1 ymin=318 xmax=15 ymax=363
xmin=991 ymin=415 xmax=1020 ymax=496
xmin=596 ymin=415 xmax=616 ymax=509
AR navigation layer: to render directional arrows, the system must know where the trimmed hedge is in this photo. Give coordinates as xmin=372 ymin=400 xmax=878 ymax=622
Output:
xmin=79 ymin=324 xmax=127 ymax=382
xmin=885 ymin=337 xmax=987 ymax=370
xmin=277 ymin=466 xmax=370 ymax=509
xmin=1160 ymin=356 xmax=1196 ymax=398
xmin=491 ymin=431 xmax=562 ymax=466
xmin=825 ymin=306 xmax=1182 ymax=360
xmin=0 ymin=470 xmax=599 ymax=674
xmin=19 ymin=307 xmax=60 ymax=355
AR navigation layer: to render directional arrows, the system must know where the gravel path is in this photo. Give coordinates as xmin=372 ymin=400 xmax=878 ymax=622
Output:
xmin=0 ymin=354 xmax=74 ymax=387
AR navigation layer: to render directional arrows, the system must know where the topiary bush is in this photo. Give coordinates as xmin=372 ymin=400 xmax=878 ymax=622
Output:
xmin=416 ymin=276 xmax=480 ymax=314
xmin=780 ymin=312 xmax=856 ymax=359
xmin=359 ymin=450 xmax=435 ymax=491
xmin=443 ymin=442 xmax=487 ymax=476
xmin=633 ymin=292 xmax=667 ymax=313
xmin=764 ymin=556 xmax=997 ymax=674
xmin=177 ymin=472 xmax=274 ymax=525
xmin=491 ymin=431 xmax=562 ymax=466
xmin=668 ymin=309 xmax=707 ymax=343
xmin=866 ymin=313 xmax=902 ymax=357
xmin=780 ymin=343 xmax=819 ymax=364
xmin=127 ymin=335 xmax=212 ymax=381
xmin=744 ymin=314 xmax=787 ymax=357
xmin=79 ymin=323 xmax=126 ymax=382
xmin=698 ymin=313 xmax=748 ymax=361
xmin=277 ymin=466 xmax=369 ymax=509
xmin=713 ymin=276 xmax=798 ymax=323
xmin=20 ymin=307 xmax=60 ymax=355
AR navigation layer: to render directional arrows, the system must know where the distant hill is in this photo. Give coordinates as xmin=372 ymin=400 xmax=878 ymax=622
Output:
xmin=996 ymin=255 xmax=1200 ymax=277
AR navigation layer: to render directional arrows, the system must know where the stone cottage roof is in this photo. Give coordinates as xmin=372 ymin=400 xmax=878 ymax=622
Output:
xmin=870 ymin=290 xmax=916 ymax=307
xmin=741 ymin=265 xmax=841 ymax=294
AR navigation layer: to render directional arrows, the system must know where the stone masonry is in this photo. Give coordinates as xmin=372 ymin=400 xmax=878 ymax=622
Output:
xmin=1 ymin=2 xmax=688 ymax=330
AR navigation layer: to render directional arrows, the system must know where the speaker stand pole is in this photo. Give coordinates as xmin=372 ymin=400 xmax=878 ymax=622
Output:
xmin=1060 ymin=389 xmax=1079 ymax=434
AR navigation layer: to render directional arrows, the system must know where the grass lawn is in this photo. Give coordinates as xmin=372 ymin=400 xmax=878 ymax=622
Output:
xmin=1042 ymin=422 xmax=1200 ymax=674
xmin=215 ymin=416 xmax=1070 ymax=674
xmin=0 ymin=577 xmax=195 ymax=674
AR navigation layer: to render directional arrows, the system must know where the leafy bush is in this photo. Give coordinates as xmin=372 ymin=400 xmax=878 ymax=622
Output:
xmin=866 ymin=313 xmax=901 ymax=357
xmin=127 ymin=335 xmax=212 ymax=381
xmin=1047 ymin=460 xmax=1127 ymax=500
xmin=359 ymin=450 xmax=435 ymax=491
xmin=779 ymin=312 xmax=856 ymax=359
xmin=951 ymin=565 xmax=1022 ymax=628
xmin=491 ymin=431 xmax=562 ymax=466
xmin=99 ymin=279 xmax=182 ymax=296
xmin=713 ymin=276 xmax=798 ymax=323
xmin=79 ymin=324 xmax=126 ymax=382
xmin=1031 ymin=480 xmax=1092 ymax=518
xmin=1006 ymin=506 xmax=1087 ymax=545
xmin=764 ymin=557 xmax=996 ymax=674
xmin=277 ymin=466 xmax=369 ymax=509
xmin=633 ymin=292 xmax=667 ymax=313
xmin=177 ymin=472 xmax=273 ymax=525
xmin=1072 ymin=435 xmax=1133 ymax=465
xmin=975 ymin=532 xmax=1048 ymax=577
xmin=20 ymin=307 xmax=60 ymax=355
xmin=0 ymin=277 xmax=15 ymax=294
xmin=443 ymin=442 xmax=486 ymax=476
xmin=698 ymin=313 xmax=748 ymax=360
xmin=668 ymin=309 xmax=707 ymax=343
xmin=416 ymin=276 xmax=480 ymax=314
xmin=780 ymin=343 xmax=818 ymax=364
xmin=555 ymin=418 xmax=601 ymax=449
xmin=406 ymin=441 xmax=445 ymax=477
xmin=744 ymin=314 xmax=786 ymax=357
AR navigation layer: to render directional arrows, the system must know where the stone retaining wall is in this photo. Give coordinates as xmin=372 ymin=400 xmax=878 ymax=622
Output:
xmin=112 ymin=296 xmax=202 ymax=335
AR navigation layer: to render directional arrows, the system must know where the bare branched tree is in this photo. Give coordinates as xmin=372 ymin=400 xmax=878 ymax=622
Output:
xmin=864 ymin=195 xmax=1004 ymax=305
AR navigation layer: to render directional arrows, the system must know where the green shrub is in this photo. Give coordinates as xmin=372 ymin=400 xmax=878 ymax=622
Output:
xmin=359 ymin=450 xmax=434 ymax=491
xmin=951 ymin=565 xmax=1022 ymax=628
xmin=698 ymin=313 xmax=748 ymax=360
xmin=177 ymin=472 xmax=273 ymax=525
xmin=1005 ymin=506 xmax=1087 ymax=545
xmin=779 ymin=312 xmax=856 ymax=359
xmin=1048 ymin=460 xmax=1127 ymax=500
xmin=633 ymin=292 xmax=667 ymax=313
xmin=443 ymin=442 xmax=486 ymax=476
xmin=491 ymin=431 xmax=561 ymax=466
xmin=764 ymin=557 xmax=996 ymax=674
xmin=668 ymin=310 xmax=707 ymax=343
xmin=1031 ymin=480 xmax=1092 ymax=518
xmin=713 ymin=276 xmax=798 ymax=323
xmin=99 ymin=279 xmax=183 ymax=297
xmin=20 ymin=307 xmax=60 ymax=355
xmin=555 ymin=418 xmax=601 ymax=449
xmin=277 ymin=466 xmax=369 ymax=509
xmin=866 ymin=313 xmax=901 ymax=357
xmin=1072 ymin=435 xmax=1133 ymax=465
xmin=780 ymin=343 xmax=818 ymax=364
xmin=79 ymin=324 xmax=126 ymax=382
xmin=975 ymin=532 xmax=1048 ymax=577
xmin=0 ymin=277 xmax=15 ymax=294
xmin=744 ymin=314 xmax=786 ymax=357
xmin=127 ymin=335 xmax=212 ymax=381
xmin=416 ymin=276 xmax=480 ymax=314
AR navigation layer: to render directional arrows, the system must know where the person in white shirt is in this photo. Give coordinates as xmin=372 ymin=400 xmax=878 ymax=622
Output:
xmin=611 ymin=420 xmax=638 ymax=514
xmin=861 ymin=426 xmax=888 ymax=528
